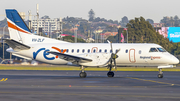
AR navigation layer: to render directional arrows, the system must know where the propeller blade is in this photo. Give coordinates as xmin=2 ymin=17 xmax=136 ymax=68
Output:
xmin=115 ymin=49 xmax=121 ymax=55
xmin=110 ymin=42 xmax=113 ymax=53
xmin=107 ymin=40 xmax=110 ymax=43
xmin=107 ymin=40 xmax=113 ymax=53
xmin=107 ymin=40 xmax=119 ymax=71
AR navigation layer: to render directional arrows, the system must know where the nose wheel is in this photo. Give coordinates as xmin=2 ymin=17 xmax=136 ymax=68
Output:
xmin=158 ymin=68 xmax=163 ymax=78
xmin=158 ymin=74 xmax=163 ymax=78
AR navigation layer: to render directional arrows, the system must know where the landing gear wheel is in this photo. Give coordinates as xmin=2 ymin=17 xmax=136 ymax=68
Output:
xmin=107 ymin=71 xmax=114 ymax=77
xmin=158 ymin=68 xmax=163 ymax=78
xmin=158 ymin=74 xmax=163 ymax=78
xmin=79 ymin=72 xmax=87 ymax=78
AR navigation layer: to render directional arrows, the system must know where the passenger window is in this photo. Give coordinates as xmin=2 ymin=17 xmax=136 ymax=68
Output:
xmin=77 ymin=49 xmax=79 ymax=53
xmin=66 ymin=49 xmax=69 ymax=53
xmin=110 ymin=49 xmax=112 ymax=53
xmin=93 ymin=49 xmax=96 ymax=53
xmin=72 ymin=49 xmax=74 ymax=53
xmin=105 ymin=49 xmax=107 ymax=53
xmin=88 ymin=49 xmax=90 ymax=53
xmin=82 ymin=49 xmax=85 ymax=53
xmin=126 ymin=49 xmax=128 ymax=53
xmin=61 ymin=49 xmax=63 ymax=53
xmin=149 ymin=48 xmax=158 ymax=52
xmin=99 ymin=49 xmax=102 ymax=52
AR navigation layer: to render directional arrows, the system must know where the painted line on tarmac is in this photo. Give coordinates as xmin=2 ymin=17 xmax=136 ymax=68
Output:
xmin=126 ymin=77 xmax=180 ymax=86
xmin=0 ymin=78 xmax=8 ymax=82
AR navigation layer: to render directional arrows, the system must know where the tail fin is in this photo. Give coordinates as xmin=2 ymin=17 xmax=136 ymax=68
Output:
xmin=5 ymin=9 xmax=68 ymax=44
xmin=6 ymin=9 xmax=31 ymax=43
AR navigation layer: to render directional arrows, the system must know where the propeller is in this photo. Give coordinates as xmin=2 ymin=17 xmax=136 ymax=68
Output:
xmin=107 ymin=40 xmax=120 ymax=71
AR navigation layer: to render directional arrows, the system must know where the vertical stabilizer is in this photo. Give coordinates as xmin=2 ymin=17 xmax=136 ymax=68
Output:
xmin=6 ymin=9 xmax=31 ymax=43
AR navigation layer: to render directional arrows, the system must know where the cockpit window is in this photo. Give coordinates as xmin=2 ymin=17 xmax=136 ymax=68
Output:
xmin=149 ymin=48 xmax=158 ymax=52
xmin=157 ymin=48 xmax=166 ymax=52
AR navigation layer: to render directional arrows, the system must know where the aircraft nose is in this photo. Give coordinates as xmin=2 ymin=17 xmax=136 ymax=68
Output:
xmin=171 ymin=56 xmax=179 ymax=64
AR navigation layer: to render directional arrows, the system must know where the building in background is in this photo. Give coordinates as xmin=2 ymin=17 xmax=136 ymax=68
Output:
xmin=153 ymin=23 xmax=165 ymax=27
xmin=31 ymin=18 xmax=60 ymax=34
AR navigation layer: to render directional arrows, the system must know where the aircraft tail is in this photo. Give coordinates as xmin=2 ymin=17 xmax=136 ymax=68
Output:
xmin=5 ymin=9 xmax=68 ymax=45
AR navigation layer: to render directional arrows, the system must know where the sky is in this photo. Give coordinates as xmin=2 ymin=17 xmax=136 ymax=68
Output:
xmin=1 ymin=0 xmax=180 ymax=23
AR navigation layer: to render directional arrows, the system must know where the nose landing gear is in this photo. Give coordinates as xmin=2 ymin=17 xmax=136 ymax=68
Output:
xmin=158 ymin=68 xmax=163 ymax=78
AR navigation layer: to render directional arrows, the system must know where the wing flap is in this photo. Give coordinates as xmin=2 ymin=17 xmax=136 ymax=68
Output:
xmin=4 ymin=39 xmax=30 ymax=51
xmin=48 ymin=51 xmax=92 ymax=63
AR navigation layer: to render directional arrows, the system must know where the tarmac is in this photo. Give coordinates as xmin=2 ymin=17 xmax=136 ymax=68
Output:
xmin=0 ymin=70 xmax=180 ymax=101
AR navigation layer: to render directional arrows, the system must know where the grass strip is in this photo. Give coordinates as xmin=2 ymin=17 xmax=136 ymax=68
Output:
xmin=0 ymin=65 xmax=180 ymax=71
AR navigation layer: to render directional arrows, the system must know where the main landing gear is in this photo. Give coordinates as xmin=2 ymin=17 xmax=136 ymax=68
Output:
xmin=158 ymin=68 xmax=163 ymax=78
xmin=107 ymin=61 xmax=115 ymax=77
xmin=79 ymin=66 xmax=87 ymax=78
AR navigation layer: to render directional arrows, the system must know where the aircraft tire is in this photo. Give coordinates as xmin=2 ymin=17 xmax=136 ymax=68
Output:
xmin=79 ymin=72 xmax=87 ymax=78
xmin=107 ymin=71 xmax=114 ymax=77
xmin=158 ymin=74 xmax=163 ymax=78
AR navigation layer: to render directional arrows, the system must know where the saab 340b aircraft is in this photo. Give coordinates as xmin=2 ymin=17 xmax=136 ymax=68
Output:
xmin=4 ymin=9 xmax=179 ymax=78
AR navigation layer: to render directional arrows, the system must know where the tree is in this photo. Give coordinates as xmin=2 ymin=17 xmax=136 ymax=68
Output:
xmin=88 ymin=9 xmax=95 ymax=21
xmin=120 ymin=16 xmax=129 ymax=27
xmin=123 ymin=16 xmax=173 ymax=52
xmin=146 ymin=19 xmax=154 ymax=25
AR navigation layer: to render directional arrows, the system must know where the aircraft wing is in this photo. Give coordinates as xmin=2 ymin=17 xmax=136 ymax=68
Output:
xmin=4 ymin=39 xmax=31 ymax=51
xmin=48 ymin=51 xmax=92 ymax=63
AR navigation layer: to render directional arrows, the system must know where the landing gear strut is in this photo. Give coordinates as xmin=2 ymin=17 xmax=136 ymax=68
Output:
xmin=79 ymin=66 xmax=87 ymax=78
xmin=158 ymin=68 xmax=163 ymax=78
xmin=107 ymin=61 xmax=114 ymax=77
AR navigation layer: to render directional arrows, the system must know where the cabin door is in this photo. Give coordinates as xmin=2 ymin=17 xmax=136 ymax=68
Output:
xmin=129 ymin=49 xmax=136 ymax=63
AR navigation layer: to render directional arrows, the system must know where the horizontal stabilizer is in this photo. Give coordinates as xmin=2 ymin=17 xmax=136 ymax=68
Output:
xmin=4 ymin=39 xmax=30 ymax=51
xmin=48 ymin=51 xmax=92 ymax=63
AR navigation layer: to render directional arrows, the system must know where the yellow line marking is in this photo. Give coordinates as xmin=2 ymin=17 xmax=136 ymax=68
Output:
xmin=0 ymin=78 xmax=4 ymax=81
xmin=0 ymin=78 xmax=8 ymax=82
xmin=126 ymin=77 xmax=180 ymax=86
xmin=4 ymin=78 xmax=8 ymax=81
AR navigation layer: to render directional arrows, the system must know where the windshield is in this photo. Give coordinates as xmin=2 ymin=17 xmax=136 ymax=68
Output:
xmin=149 ymin=48 xmax=158 ymax=52
xmin=157 ymin=48 xmax=166 ymax=52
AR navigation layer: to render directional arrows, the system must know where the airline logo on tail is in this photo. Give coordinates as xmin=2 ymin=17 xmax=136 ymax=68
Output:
xmin=6 ymin=9 xmax=31 ymax=34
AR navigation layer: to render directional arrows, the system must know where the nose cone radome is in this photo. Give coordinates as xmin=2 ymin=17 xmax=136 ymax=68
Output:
xmin=171 ymin=56 xmax=179 ymax=65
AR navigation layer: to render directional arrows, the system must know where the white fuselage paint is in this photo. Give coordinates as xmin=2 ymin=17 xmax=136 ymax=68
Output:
xmin=10 ymin=43 xmax=179 ymax=67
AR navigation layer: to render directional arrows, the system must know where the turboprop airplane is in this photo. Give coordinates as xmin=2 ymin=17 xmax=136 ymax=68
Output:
xmin=4 ymin=9 xmax=179 ymax=78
